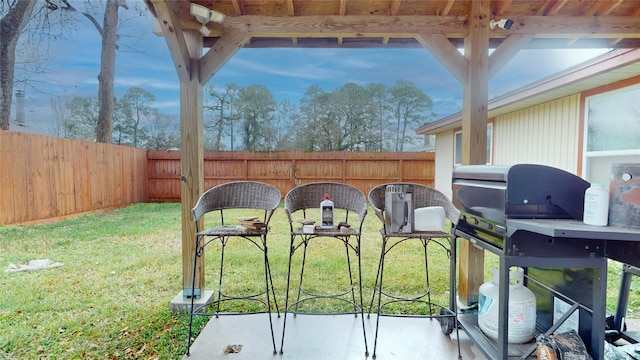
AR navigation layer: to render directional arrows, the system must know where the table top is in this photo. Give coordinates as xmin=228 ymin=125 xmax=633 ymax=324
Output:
xmin=506 ymin=219 xmax=640 ymax=242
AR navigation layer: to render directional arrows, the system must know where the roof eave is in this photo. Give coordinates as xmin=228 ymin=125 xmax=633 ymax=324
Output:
xmin=417 ymin=48 xmax=640 ymax=135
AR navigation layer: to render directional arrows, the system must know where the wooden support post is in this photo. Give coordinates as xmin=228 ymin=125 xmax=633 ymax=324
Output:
xmin=180 ymin=30 xmax=204 ymax=296
xmin=457 ymin=0 xmax=490 ymax=306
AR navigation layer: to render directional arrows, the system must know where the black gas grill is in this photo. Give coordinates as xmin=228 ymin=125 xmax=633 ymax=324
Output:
xmin=452 ymin=164 xmax=590 ymax=249
xmin=452 ymin=165 xmax=602 ymax=359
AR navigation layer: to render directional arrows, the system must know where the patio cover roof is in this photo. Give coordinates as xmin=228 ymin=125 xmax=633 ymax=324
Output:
xmin=142 ymin=0 xmax=640 ymax=306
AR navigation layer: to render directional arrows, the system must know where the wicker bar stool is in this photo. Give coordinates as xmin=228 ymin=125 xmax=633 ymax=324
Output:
xmin=279 ymin=182 xmax=369 ymax=356
xmin=367 ymin=183 xmax=462 ymax=359
xmin=185 ymin=181 xmax=281 ymax=356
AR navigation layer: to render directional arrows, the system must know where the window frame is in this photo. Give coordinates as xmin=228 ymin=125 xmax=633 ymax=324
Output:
xmin=582 ymin=83 xmax=640 ymax=181
xmin=453 ymin=122 xmax=493 ymax=166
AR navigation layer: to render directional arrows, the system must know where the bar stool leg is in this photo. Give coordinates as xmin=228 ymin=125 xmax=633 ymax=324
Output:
xmin=214 ymin=238 xmax=227 ymax=317
xmin=344 ymin=241 xmax=358 ymax=313
xmin=293 ymin=241 xmax=309 ymax=314
xmin=372 ymin=237 xmax=388 ymax=359
xmin=262 ymin=237 xmax=277 ymax=354
xmin=356 ymin=236 xmax=369 ymax=357
xmin=279 ymin=235 xmax=296 ymax=354
xmin=186 ymin=236 xmax=201 ymax=356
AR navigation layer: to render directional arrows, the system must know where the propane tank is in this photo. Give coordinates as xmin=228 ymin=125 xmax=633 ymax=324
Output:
xmin=478 ymin=267 xmax=537 ymax=343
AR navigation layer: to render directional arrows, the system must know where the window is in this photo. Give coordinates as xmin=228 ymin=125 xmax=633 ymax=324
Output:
xmin=454 ymin=122 xmax=493 ymax=166
xmin=583 ymin=83 xmax=640 ymax=185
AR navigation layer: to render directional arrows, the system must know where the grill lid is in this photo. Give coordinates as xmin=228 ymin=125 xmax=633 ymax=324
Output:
xmin=453 ymin=164 xmax=590 ymax=221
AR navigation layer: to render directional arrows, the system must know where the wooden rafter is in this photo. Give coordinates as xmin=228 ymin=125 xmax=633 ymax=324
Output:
xmin=286 ymin=0 xmax=294 ymax=16
xmin=439 ymin=0 xmax=455 ymax=16
xmin=390 ymin=0 xmax=402 ymax=16
xmin=492 ymin=0 xmax=513 ymax=16
xmin=231 ymin=0 xmax=244 ymax=16
xmin=539 ymin=0 xmax=568 ymax=16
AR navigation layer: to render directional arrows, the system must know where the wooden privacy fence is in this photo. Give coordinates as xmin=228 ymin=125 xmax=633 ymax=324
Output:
xmin=147 ymin=150 xmax=435 ymax=202
xmin=0 ymin=132 xmax=434 ymax=225
xmin=1 ymin=131 xmax=147 ymax=225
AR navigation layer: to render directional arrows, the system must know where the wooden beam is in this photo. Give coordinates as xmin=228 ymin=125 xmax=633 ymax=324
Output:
xmin=220 ymin=15 xmax=640 ymax=39
xmin=497 ymin=15 xmax=640 ymax=37
xmin=149 ymin=0 xmax=191 ymax=82
xmin=222 ymin=15 xmax=468 ymax=38
xmin=488 ymin=34 xmax=535 ymax=78
xmin=458 ymin=0 xmax=489 ymax=308
xmin=180 ymin=30 xmax=205 ymax=296
xmin=199 ymin=31 xmax=250 ymax=84
xmin=415 ymin=33 xmax=468 ymax=85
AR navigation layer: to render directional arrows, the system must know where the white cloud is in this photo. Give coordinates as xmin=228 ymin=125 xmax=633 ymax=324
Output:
xmin=115 ymin=77 xmax=180 ymax=90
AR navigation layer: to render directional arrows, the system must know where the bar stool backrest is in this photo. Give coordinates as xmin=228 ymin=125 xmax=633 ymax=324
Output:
xmin=192 ymin=181 xmax=282 ymax=225
xmin=284 ymin=182 xmax=367 ymax=229
xmin=368 ymin=183 xmax=461 ymax=231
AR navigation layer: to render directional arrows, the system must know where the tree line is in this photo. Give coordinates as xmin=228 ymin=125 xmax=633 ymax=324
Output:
xmin=2 ymin=0 xmax=128 ymax=144
xmin=55 ymin=79 xmax=435 ymax=151
xmin=3 ymin=1 xmax=435 ymax=152
xmin=204 ymin=79 xmax=435 ymax=152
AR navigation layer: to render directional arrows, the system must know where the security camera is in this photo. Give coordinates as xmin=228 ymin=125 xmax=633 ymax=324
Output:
xmin=489 ymin=18 xmax=513 ymax=30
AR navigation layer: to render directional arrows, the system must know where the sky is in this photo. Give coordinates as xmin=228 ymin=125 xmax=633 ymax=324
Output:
xmin=11 ymin=1 xmax=611 ymax=136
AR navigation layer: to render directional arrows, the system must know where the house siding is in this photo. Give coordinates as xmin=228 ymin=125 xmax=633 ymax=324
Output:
xmin=435 ymin=130 xmax=455 ymax=199
xmin=430 ymin=95 xmax=582 ymax=198
xmin=493 ymin=94 xmax=581 ymax=174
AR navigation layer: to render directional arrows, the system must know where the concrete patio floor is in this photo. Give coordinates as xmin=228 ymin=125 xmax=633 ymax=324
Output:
xmin=183 ymin=313 xmax=489 ymax=360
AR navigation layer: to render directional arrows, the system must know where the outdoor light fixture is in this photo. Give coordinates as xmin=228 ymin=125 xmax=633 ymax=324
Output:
xmin=190 ymin=3 xmax=226 ymax=35
xmin=489 ymin=18 xmax=513 ymax=30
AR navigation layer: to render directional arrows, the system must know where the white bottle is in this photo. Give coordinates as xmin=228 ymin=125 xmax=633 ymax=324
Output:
xmin=583 ymin=183 xmax=609 ymax=226
xmin=320 ymin=193 xmax=334 ymax=229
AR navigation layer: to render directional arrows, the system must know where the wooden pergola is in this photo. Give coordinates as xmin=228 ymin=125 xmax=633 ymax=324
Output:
xmin=143 ymin=0 xmax=640 ymax=306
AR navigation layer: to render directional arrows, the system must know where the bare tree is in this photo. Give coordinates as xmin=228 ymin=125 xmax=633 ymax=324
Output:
xmin=146 ymin=110 xmax=178 ymax=150
xmin=0 ymin=0 xmax=37 ymax=130
xmin=2 ymin=0 xmax=128 ymax=142
xmin=204 ymin=83 xmax=241 ymax=150
xmin=389 ymin=80 xmax=433 ymax=152
xmin=118 ymin=86 xmax=153 ymax=147
xmin=63 ymin=0 xmax=128 ymax=143
xmin=65 ymin=96 xmax=100 ymax=141
xmin=51 ymin=95 xmax=73 ymax=137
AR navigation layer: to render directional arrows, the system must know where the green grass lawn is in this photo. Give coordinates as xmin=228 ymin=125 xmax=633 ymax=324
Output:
xmin=0 ymin=202 xmax=638 ymax=359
